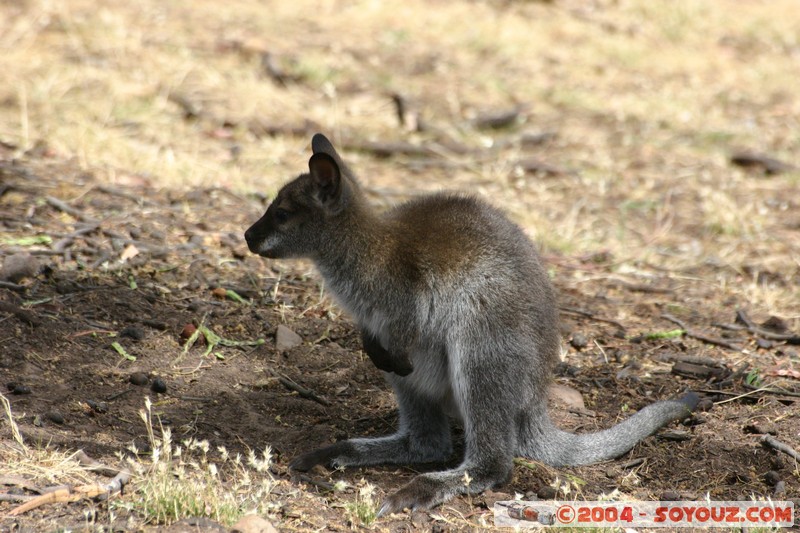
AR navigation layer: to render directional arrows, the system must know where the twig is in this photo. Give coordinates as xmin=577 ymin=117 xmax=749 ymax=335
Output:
xmin=105 ymin=388 xmax=135 ymax=401
xmin=0 ymin=476 xmax=38 ymax=491
xmin=743 ymin=382 xmax=800 ymax=398
xmin=52 ymin=223 xmax=101 ymax=253
xmin=761 ymin=435 xmax=800 ymax=462
xmin=0 ymin=281 xmax=26 ymax=292
xmin=661 ymin=314 xmax=742 ymax=351
xmin=671 ymin=361 xmax=729 ymax=381
xmin=344 ymin=140 xmax=435 ymax=158
xmin=731 ymin=151 xmax=794 ymax=175
xmin=96 ymin=184 xmax=155 ymax=206
xmin=657 ymin=353 xmax=728 ymax=368
xmin=619 ymin=457 xmax=646 ymax=469
xmin=696 ymin=389 xmax=741 ymax=396
xmin=74 ymin=450 xmax=120 ymax=478
xmin=276 ymin=374 xmax=330 ymax=406
xmin=294 ymin=472 xmax=335 ymax=492
xmin=607 ymin=279 xmax=673 ymax=294
xmin=0 ymin=301 xmax=41 ymax=327
xmin=718 ymin=361 xmax=750 ymax=389
xmin=731 ymin=310 xmax=800 ymax=343
xmin=559 ymin=305 xmax=626 ymax=330
xmin=45 ymin=196 xmax=96 ymax=223
xmin=0 ymin=494 xmax=35 ymax=502
xmin=714 ymin=386 xmax=775 ymax=405
xmin=6 ymin=468 xmax=131 ymax=516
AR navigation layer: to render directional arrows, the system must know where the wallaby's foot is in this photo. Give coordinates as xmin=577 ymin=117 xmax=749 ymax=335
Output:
xmin=290 ymin=431 xmax=453 ymax=473
xmin=289 ymin=441 xmax=355 ymax=472
xmin=378 ymin=466 xmax=507 ymax=516
xmin=378 ymin=475 xmax=445 ymax=516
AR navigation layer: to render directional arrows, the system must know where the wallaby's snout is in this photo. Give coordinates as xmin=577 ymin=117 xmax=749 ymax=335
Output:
xmin=244 ymin=211 xmax=274 ymax=257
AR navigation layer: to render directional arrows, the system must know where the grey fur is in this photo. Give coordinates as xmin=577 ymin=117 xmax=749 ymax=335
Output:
xmin=244 ymin=133 xmax=698 ymax=515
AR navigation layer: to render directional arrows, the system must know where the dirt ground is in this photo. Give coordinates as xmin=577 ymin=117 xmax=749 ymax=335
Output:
xmin=2 ymin=0 xmax=800 ymax=531
xmin=2 ymin=142 xmax=799 ymax=531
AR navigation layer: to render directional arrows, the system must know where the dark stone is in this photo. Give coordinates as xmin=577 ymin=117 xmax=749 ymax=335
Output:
xmin=129 ymin=372 xmax=149 ymax=386
xmin=537 ymin=486 xmax=557 ymax=499
xmin=151 ymin=377 xmax=167 ymax=394
xmin=46 ymin=410 xmax=65 ymax=424
xmin=119 ymin=326 xmax=145 ymax=341
xmin=764 ymin=470 xmax=781 ymax=487
xmin=570 ymin=333 xmax=589 ymax=350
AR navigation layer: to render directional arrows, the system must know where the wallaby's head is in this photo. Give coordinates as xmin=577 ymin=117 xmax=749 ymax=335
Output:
xmin=244 ymin=133 xmax=356 ymax=259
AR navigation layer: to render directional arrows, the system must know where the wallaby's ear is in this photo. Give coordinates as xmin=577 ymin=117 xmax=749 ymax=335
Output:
xmin=308 ymin=152 xmax=342 ymax=208
xmin=311 ymin=133 xmax=340 ymax=160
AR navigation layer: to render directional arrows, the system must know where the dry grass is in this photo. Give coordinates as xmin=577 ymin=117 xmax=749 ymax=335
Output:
xmin=3 ymin=0 xmax=796 ymax=317
xmin=1 ymin=394 xmax=283 ymax=528
xmin=1 ymin=393 xmax=96 ymax=488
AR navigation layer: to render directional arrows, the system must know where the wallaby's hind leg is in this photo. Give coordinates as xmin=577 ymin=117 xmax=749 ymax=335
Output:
xmin=290 ymin=377 xmax=452 ymax=471
xmin=379 ymin=341 xmax=520 ymax=515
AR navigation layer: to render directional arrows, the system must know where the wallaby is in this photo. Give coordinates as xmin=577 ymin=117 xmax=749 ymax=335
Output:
xmin=244 ymin=133 xmax=698 ymax=515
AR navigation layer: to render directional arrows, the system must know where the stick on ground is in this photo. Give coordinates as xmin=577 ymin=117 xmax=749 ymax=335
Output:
xmin=661 ymin=314 xmax=742 ymax=352
xmin=762 ymin=435 xmax=800 ymax=462
xmin=277 ymin=375 xmax=331 ymax=406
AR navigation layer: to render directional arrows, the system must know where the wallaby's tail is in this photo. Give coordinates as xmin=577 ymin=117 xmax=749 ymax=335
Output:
xmin=522 ymin=392 xmax=699 ymax=467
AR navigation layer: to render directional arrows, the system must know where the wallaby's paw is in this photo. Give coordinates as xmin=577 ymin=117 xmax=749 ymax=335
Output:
xmin=289 ymin=441 xmax=353 ymax=472
xmin=392 ymin=358 xmax=414 ymax=376
xmin=678 ymin=391 xmax=700 ymax=412
xmin=377 ymin=475 xmax=444 ymax=517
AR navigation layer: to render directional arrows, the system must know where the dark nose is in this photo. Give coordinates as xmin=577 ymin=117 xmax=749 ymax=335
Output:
xmin=244 ymin=225 xmax=259 ymax=253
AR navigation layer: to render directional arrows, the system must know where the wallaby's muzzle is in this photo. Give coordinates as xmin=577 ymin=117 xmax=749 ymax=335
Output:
xmin=244 ymin=218 xmax=271 ymax=257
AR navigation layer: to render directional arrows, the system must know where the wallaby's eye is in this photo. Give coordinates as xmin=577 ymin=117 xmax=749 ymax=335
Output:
xmin=274 ymin=208 xmax=290 ymax=224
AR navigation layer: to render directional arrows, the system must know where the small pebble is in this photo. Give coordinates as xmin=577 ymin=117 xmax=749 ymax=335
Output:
xmin=537 ymin=486 xmax=557 ymax=499
xmin=660 ymin=490 xmax=681 ymax=501
xmin=0 ymin=252 xmax=39 ymax=282
xmin=570 ymin=333 xmax=588 ymax=350
xmin=46 ymin=411 xmax=65 ymax=425
xmin=187 ymin=300 xmax=207 ymax=312
xmin=211 ymin=287 xmax=228 ymax=299
xmin=726 ymin=469 xmax=752 ymax=484
xmin=756 ymin=338 xmax=774 ymax=349
xmin=276 ymin=324 xmax=303 ymax=351
xmin=142 ymin=319 xmax=168 ymax=331
xmin=132 ymin=438 xmax=152 ymax=454
xmin=743 ymin=422 xmax=778 ymax=435
xmin=180 ymin=323 xmax=197 ymax=341
xmin=8 ymin=383 xmax=32 ymax=395
xmin=119 ymin=326 xmax=145 ymax=341
xmin=764 ymin=470 xmax=781 ymax=486
xmin=230 ymin=514 xmax=278 ymax=533
xmin=86 ymin=400 xmax=108 ymax=414
xmin=129 ymin=372 xmax=149 ymax=386
xmin=151 ymin=377 xmax=167 ymax=394
xmin=761 ymin=316 xmax=789 ymax=333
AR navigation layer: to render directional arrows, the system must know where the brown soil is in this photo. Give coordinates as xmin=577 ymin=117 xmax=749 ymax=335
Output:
xmin=2 ymin=143 xmax=799 ymax=531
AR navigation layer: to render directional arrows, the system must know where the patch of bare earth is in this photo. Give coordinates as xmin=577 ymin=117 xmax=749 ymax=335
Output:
xmin=2 ymin=140 xmax=799 ymax=531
